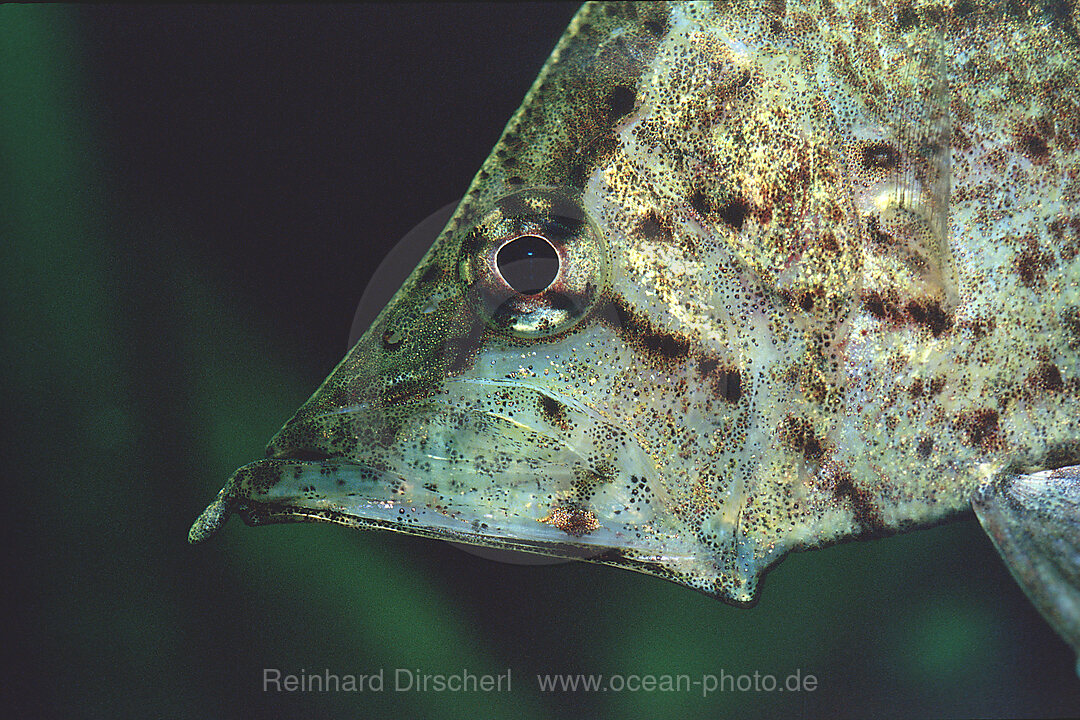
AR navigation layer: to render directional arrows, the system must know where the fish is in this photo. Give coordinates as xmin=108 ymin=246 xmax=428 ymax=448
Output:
xmin=190 ymin=0 xmax=1080 ymax=668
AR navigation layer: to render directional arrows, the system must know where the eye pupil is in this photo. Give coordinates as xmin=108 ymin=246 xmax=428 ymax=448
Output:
xmin=496 ymin=235 xmax=559 ymax=294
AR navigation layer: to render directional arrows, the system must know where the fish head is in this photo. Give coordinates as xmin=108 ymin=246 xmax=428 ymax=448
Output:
xmin=197 ymin=181 xmax=736 ymax=595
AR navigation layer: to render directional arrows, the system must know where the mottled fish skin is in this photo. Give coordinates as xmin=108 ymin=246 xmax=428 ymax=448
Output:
xmin=192 ymin=0 xmax=1079 ymax=617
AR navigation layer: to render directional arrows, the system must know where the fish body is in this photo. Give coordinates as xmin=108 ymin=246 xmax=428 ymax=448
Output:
xmin=192 ymin=1 xmax=1080 ymax=662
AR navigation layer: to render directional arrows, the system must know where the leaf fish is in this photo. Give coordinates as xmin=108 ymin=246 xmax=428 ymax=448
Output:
xmin=191 ymin=0 xmax=1080 ymax=668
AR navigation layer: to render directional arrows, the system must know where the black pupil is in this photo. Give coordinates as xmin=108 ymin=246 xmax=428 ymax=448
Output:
xmin=496 ymin=235 xmax=559 ymax=294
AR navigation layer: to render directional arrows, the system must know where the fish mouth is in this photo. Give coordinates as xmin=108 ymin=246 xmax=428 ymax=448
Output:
xmin=190 ymin=379 xmax=691 ymax=565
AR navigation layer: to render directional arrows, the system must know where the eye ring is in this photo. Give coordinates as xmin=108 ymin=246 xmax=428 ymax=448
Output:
xmin=459 ymin=188 xmax=607 ymax=338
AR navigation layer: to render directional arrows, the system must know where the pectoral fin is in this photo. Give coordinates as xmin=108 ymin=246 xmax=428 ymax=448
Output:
xmin=972 ymin=467 xmax=1080 ymax=674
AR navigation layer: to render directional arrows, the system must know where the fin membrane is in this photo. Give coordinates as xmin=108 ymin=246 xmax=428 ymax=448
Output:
xmin=973 ymin=467 xmax=1080 ymax=673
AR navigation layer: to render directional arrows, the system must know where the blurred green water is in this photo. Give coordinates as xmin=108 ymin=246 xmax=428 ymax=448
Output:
xmin=4 ymin=4 xmax=1079 ymax=718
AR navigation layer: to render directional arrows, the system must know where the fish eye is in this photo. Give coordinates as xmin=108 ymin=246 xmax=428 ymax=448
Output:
xmin=495 ymin=235 xmax=560 ymax=294
xmin=459 ymin=188 xmax=607 ymax=338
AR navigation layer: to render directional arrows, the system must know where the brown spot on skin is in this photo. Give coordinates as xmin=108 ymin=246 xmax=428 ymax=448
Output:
xmin=756 ymin=203 xmax=773 ymax=227
xmin=438 ymin=317 xmax=490 ymax=374
xmin=1046 ymin=440 xmax=1080 ymax=470
xmin=247 ymin=462 xmax=285 ymax=494
xmin=865 ymin=215 xmax=894 ymax=253
xmin=539 ymin=394 xmax=572 ymax=430
xmin=420 ymin=265 xmax=442 ymax=284
xmin=1062 ymin=307 xmax=1080 ymax=350
xmin=909 ymin=378 xmax=924 ymax=398
xmin=1014 ymin=236 xmax=1056 ymax=288
xmin=688 ymin=189 xmax=711 ymax=216
xmin=541 ymin=506 xmax=599 ymax=537
xmin=717 ymin=199 xmax=750 ymax=231
xmin=605 ymin=85 xmax=636 ymax=120
xmin=697 ymin=358 xmax=742 ymax=403
xmin=916 ymin=437 xmax=934 ymax=459
xmin=643 ymin=19 xmax=666 ymax=37
xmin=568 ymin=134 xmax=619 ymax=187
xmin=1049 ymin=216 xmax=1080 ymax=262
xmin=905 ymin=299 xmax=953 ymax=337
xmin=1030 ymin=362 xmax=1064 ymax=393
xmin=377 ymin=422 xmax=401 ymax=449
xmin=862 ymin=289 xmax=890 ymax=319
xmin=1017 ymin=131 xmax=1050 ymax=161
xmin=383 ymin=378 xmax=437 ymax=407
xmin=929 ymin=377 xmax=946 ymax=396
xmin=896 ymin=1 xmax=918 ymax=30
xmin=830 ymin=469 xmax=885 ymax=533
xmin=633 ymin=209 xmax=674 ymax=243
xmin=778 ymin=415 xmax=826 ymax=462
xmin=860 ymin=142 xmax=899 ymax=171
xmin=860 ymin=291 xmax=952 ymax=337
xmin=963 ymin=317 xmax=996 ymax=339
xmin=956 ymin=409 xmax=1002 ymax=451
xmin=600 ymin=297 xmax=690 ymax=362
xmin=818 ymin=230 xmax=840 ymax=255
xmin=782 ymin=286 xmax=824 ymax=312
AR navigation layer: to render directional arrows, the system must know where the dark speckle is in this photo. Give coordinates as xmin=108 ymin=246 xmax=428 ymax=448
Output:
xmin=916 ymin=437 xmax=934 ymax=459
xmin=832 ymin=470 xmax=885 ymax=533
xmin=1030 ymin=362 xmax=1064 ymax=393
xmin=718 ymin=199 xmax=750 ymax=232
xmin=539 ymin=394 xmax=571 ymax=430
xmin=689 ymin=189 xmax=711 ymax=216
xmin=643 ymin=20 xmax=665 ymax=37
xmin=543 ymin=506 xmax=599 ymax=537
xmin=861 ymin=291 xmax=952 ymax=337
xmin=1018 ymin=132 xmax=1050 ymax=161
xmin=1014 ymin=237 xmax=1055 ymax=288
xmin=420 ymin=265 xmax=442 ymax=284
xmin=601 ymin=297 xmax=690 ymax=362
xmin=779 ymin=415 xmax=826 ymax=462
xmin=1062 ymin=307 xmax=1080 ymax=349
xmin=860 ymin=142 xmax=899 ymax=171
xmin=633 ymin=209 xmax=674 ymax=243
xmin=956 ymin=409 xmax=1002 ymax=451
xmin=697 ymin=358 xmax=742 ymax=403
xmin=606 ymin=85 xmax=636 ymax=120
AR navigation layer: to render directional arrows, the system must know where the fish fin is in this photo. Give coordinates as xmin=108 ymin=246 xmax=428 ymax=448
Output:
xmin=973 ymin=466 xmax=1080 ymax=673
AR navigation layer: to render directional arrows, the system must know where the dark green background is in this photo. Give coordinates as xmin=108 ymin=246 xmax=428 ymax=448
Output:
xmin=4 ymin=4 xmax=1078 ymax=717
